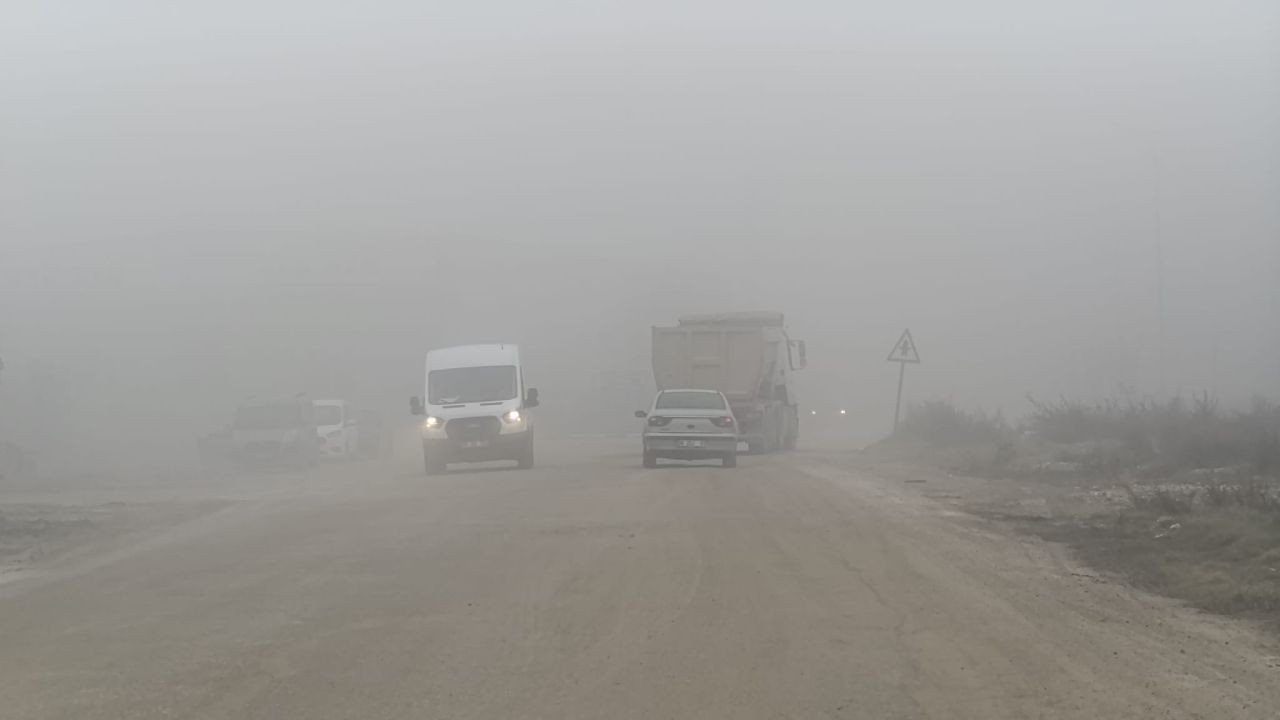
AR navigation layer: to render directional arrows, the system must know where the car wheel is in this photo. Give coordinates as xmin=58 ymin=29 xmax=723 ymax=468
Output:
xmin=516 ymin=434 xmax=535 ymax=470
xmin=722 ymin=452 xmax=737 ymax=468
xmin=643 ymin=450 xmax=658 ymax=469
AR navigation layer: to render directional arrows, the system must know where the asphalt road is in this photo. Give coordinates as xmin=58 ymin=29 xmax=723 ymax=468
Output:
xmin=1 ymin=440 xmax=1277 ymax=719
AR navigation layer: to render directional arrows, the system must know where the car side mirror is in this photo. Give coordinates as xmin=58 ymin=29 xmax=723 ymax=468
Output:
xmin=797 ymin=340 xmax=808 ymax=369
xmin=524 ymin=388 xmax=540 ymax=408
xmin=409 ymin=397 xmax=424 ymax=416
xmin=635 ymin=410 xmax=647 ymax=418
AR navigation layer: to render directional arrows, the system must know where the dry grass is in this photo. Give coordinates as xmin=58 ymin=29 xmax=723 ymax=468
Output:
xmin=1032 ymin=508 xmax=1280 ymax=619
xmin=1025 ymin=393 xmax=1280 ymax=474
xmin=887 ymin=395 xmax=1280 ymax=626
xmin=894 ymin=399 xmax=1011 ymax=445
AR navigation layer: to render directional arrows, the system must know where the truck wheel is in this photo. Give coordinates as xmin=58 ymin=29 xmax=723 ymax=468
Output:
xmin=516 ymin=433 xmax=535 ymax=469
xmin=423 ymin=446 xmax=446 ymax=475
xmin=643 ymin=450 xmax=658 ymax=468
xmin=722 ymin=452 xmax=737 ymax=468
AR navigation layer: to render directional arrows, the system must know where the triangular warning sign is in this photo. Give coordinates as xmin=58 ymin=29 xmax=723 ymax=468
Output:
xmin=887 ymin=329 xmax=920 ymax=364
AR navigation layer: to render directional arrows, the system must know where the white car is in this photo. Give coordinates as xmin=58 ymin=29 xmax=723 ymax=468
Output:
xmin=636 ymin=389 xmax=739 ymax=468
xmin=314 ymin=399 xmax=359 ymax=460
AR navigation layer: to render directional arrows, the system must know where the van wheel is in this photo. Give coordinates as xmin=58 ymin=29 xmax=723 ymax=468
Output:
xmin=423 ymin=447 xmax=446 ymax=476
xmin=722 ymin=452 xmax=737 ymax=468
xmin=516 ymin=434 xmax=535 ymax=470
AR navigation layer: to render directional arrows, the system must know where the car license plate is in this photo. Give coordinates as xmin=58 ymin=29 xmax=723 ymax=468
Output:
xmin=678 ymin=440 xmax=703 ymax=448
xmin=462 ymin=440 xmax=489 ymax=449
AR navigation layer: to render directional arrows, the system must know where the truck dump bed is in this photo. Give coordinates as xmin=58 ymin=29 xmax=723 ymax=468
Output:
xmin=652 ymin=324 xmax=767 ymax=403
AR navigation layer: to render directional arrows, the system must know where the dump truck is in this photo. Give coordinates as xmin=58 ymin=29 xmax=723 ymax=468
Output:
xmin=652 ymin=312 xmax=806 ymax=453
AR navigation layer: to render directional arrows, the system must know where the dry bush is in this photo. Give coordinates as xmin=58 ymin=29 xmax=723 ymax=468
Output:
xmin=895 ymin=399 xmax=1011 ymax=447
xmin=1026 ymin=392 xmax=1280 ymax=476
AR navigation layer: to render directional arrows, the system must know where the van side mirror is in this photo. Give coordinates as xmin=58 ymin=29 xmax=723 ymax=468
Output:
xmin=524 ymin=388 xmax=540 ymax=408
xmin=635 ymin=410 xmax=648 ymax=418
xmin=409 ymin=397 xmax=424 ymax=416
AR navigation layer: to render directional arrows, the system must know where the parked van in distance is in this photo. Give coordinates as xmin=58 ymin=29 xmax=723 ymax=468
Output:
xmin=231 ymin=394 xmax=319 ymax=469
xmin=313 ymin=399 xmax=358 ymax=460
xmin=410 ymin=344 xmax=539 ymax=475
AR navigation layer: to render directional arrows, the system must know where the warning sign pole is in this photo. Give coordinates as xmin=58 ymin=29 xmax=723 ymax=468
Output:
xmin=893 ymin=360 xmax=907 ymax=433
xmin=886 ymin=329 xmax=921 ymax=434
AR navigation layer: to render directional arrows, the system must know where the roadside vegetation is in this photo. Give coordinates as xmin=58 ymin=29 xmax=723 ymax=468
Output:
xmin=877 ymin=394 xmax=1280 ymax=624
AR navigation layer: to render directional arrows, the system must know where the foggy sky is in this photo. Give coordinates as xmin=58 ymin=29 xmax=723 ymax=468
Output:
xmin=3 ymin=1 xmax=1278 ymax=465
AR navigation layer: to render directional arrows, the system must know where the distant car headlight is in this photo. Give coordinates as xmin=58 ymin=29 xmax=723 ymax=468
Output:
xmin=502 ymin=410 xmax=521 ymax=424
xmin=424 ymin=416 xmax=443 ymax=430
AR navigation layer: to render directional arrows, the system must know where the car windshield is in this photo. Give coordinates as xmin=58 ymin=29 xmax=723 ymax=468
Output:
xmin=234 ymin=404 xmax=302 ymax=430
xmin=656 ymin=391 xmax=726 ymax=410
xmin=429 ymin=366 xmax=518 ymax=404
xmin=314 ymin=405 xmax=343 ymax=426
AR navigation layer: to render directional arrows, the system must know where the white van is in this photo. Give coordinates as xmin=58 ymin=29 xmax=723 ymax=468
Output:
xmin=409 ymin=344 xmax=539 ymax=474
xmin=313 ymin=399 xmax=359 ymax=460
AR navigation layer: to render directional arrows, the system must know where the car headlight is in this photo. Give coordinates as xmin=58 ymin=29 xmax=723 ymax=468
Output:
xmin=502 ymin=410 xmax=521 ymax=424
xmin=424 ymin=416 xmax=443 ymax=430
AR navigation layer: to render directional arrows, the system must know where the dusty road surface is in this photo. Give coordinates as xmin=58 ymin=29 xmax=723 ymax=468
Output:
xmin=1 ymin=439 xmax=1277 ymax=719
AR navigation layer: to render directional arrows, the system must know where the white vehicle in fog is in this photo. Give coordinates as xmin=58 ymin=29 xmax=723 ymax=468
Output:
xmin=636 ymin=389 xmax=739 ymax=468
xmin=409 ymin=344 xmax=539 ymax=475
xmin=314 ymin=399 xmax=358 ymax=460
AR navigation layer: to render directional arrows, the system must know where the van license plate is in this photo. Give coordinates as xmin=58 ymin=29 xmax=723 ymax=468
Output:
xmin=678 ymin=440 xmax=703 ymax=448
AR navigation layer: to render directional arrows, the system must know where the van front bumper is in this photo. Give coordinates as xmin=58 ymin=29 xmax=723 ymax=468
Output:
xmin=424 ymin=430 xmax=530 ymax=463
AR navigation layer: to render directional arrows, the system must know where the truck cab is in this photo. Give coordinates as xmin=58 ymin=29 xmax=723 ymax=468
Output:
xmin=410 ymin=344 xmax=539 ymax=474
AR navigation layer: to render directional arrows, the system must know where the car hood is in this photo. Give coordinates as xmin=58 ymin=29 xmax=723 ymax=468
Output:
xmin=426 ymin=400 xmax=521 ymax=419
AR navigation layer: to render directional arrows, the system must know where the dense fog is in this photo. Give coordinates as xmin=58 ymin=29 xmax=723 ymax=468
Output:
xmin=3 ymin=1 xmax=1278 ymax=471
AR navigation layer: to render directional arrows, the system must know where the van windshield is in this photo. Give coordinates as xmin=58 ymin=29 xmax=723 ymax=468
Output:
xmin=235 ymin=404 xmax=302 ymax=430
xmin=429 ymin=366 xmax=518 ymax=404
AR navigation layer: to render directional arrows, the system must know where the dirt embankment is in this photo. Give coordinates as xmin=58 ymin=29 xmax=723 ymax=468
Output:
xmin=851 ymin=440 xmax=1280 ymax=629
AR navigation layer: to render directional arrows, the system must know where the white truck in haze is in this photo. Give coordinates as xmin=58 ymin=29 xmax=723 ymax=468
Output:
xmin=652 ymin=313 xmax=806 ymax=454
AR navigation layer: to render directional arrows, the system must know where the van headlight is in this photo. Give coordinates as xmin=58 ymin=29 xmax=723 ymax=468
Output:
xmin=424 ymin=416 xmax=443 ymax=430
xmin=501 ymin=410 xmax=521 ymax=424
